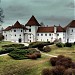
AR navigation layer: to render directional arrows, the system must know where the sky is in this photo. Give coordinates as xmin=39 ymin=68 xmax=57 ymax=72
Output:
xmin=0 ymin=0 xmax=75 ymax=28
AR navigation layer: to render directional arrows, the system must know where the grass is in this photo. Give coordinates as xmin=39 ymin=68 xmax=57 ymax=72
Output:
xmin=0 ymin=41 xmax=15 ymax=50
xmin=0 ymin=55 xmax=51 ymax=75
xmin=48 ymin=44 xmax=75 ymax=61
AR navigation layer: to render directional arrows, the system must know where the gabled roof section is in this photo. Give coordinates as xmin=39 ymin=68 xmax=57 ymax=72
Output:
xmin=3 ymin=21 xmax=28 ymax=31
xmin=57 ymin=25 xmax=65 ymax=32
xmin=25 ymin=15 xmax=41 ymax=26
xmin=3 ymin=26 xmax=12 ymax=31
xmin=64 ymin=20 xmax=75 ymax=30
xmin=37 ymin=26 xmax=54 ymax=33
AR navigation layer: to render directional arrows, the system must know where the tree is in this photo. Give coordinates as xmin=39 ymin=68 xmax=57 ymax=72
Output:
xmin=40 ymin=22 xmax=45 ymax=27
xmin=0 ymin=0 xmax=4 ymax=23
xmin=0 ymin=34 xmax=4 ymax=41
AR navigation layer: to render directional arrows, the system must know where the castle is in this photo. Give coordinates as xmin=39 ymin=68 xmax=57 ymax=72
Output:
xmin=3 ymin=16 xmax=75 ymax=43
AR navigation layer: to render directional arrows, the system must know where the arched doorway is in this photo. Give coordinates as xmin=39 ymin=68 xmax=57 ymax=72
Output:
xmin=18 ymin=38 xmax=22 ymax=43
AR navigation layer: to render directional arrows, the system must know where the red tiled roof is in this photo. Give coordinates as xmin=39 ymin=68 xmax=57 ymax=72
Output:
xmin=3 ymin=26 xmax=12 ymax=31
xmin=37 ymin=26 xmax=54 ymax=33
xmin=3 ymin=21 xmax=28 ymax=31
xmin=64 ymin=20 xmax=75 ymax=30
xmin=25 ymin=15 xmax=41 ymax=26
xmin=57 ymin=26 xmax=65 ymax=32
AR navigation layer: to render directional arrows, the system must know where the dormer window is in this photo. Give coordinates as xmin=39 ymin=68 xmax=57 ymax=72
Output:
xmin=14 ymin=30 xmax=16 ymax=32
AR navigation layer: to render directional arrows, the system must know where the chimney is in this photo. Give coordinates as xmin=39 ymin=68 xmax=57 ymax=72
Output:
xmin=54 ymin=25 xmax=57 ymax=33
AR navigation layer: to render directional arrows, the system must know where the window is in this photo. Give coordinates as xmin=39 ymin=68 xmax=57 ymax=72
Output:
xmin=72 ymin=29 xmax=73 ymax=32
xmin=29 ymin=29 xmax=31 ymax=32
xmin=19 ymin=34 xmax=21 ymax=36
xmin=57 ymin=34 xmax=59 ymax=36
xmin=6 ymin=35 xmax=7 ymax=37
xmin=21 ymin=30 xmax=22 ymax=32
xmin=47 ymin=39 xmax=48 ymax=41
xmin=41 ymin=34 xmax=42 ymax=36
xmin=45 ymin=34 xmax=47 ymax=36
xmin=15 ymin=34 xmax=16 ymax=36
xmin=30 ymin=37 xmax=31 ymax=38
xmin=14 ymin=30 xmax=16 ymax=32
xmin=49 ymin=34 xmax=51 ymax=36
xmin=37 ymin=34 xmax=39 ymax=36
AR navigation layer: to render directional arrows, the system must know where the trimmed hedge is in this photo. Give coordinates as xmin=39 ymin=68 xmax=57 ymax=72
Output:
xmin=65 ymin=43 xmax=72 ymax=47
xmin=8 ymin=48 xmax=41 ymax=60
xmin=2 ymin=44 xmax=24 ymax=48
xmin=29 ymin=42 xmax=54 ymax=48
xmin=0 ymin=48 xmax=14 ymax=54
xmin=56 ymin=43 xmax=64 ymax=48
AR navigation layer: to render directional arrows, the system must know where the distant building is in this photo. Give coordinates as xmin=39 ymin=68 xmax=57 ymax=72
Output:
xmin=2 ymin=16 xmax=75 ymax=43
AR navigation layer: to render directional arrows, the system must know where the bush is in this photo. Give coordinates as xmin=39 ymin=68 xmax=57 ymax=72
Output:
xmin=65 ymin=43 xmax=72 ymax=47
xmin=34 ymin=52 xmax=41 ymax=58
xmin=0 ymin=48 xmax=14 ymax=54
xmin=27 ymin=54 xmax=37 ymax=60
xmin=56 ymin=57 xmax=72 ymax=69
xmin=43 ymin=46 xmax=51 ymax=52
xmin=56 ymin=43 xmax=64 ymax=47
xmin=2 ymin=44 xmax=24 ymax=48
xmin=18 ymin=46 xmax=29 ymax=49
xmin=52 ymin=66 xmax=65 ymax=75
xmin=71 ymin=62 xmax=75 ymax=69
xmin=9 ymin=48 xmax=41 ymax=60
xmin=57 ymin=55 xmax=65 ymax=60
xmin=64 ymin=68 xmax=73 ymax=75
xmin=50 ymin=57 xmax=58 ymax=66
xmin=42 ymin=68 xmax=52 ymax=75
xmin=29 ymin=42 xmax=54 ymax=48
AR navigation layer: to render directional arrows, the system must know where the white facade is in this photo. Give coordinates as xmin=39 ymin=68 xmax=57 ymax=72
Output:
xmin=2 ymin=16 xmax=75 ymax=43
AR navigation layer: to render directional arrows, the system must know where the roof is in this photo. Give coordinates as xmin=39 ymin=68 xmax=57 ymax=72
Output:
xmin=3 ymin=21 xmax=28 ymax=31
xmin=64 ymin=20 xmax=75 ymax=30
xmin=57 ymin=26 xmax=65 ymax=32
xmin=3 ymin=26 xmax=12 ymax=31
xmin=25 ymin=15 xmax=41 ymax=26
xmin=37 ymin=26 xmax=54 ymax=33
xmin=37 ymin=26 xmax=65 ymax=33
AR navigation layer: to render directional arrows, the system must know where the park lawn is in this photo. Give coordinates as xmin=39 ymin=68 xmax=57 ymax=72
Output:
xmin=48 ymin=44 xmax=75 ymax=61
xmin=0 ymin=54 xmax=51 ymax=75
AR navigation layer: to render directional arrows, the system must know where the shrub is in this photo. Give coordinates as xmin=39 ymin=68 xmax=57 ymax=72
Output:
xmin=34 ymin=52 xmax=41 ymax=58
xmin=8 ymin=48 xmax=41 ymax=60
xmin=18 ymin=46 xmax=29 ymax=49
xmin=71 ymin=62 xmax=75 ymax=69
xmin=64 ymin=68 xmax=73 ymax=75
xmin=65 ymin=43 xmax=72 ymax=47
xmin=56 ymin=43 xmax=64 ymax=47
xmin=43 ymin=46 xmax=51 ymax=52
xmin=29 ymin=42 xmax=54 ymax=49
xmin=42 ymin=68 xmax=52 ymax=75
xmin=0 ymin=48 xmax=14 ymax=54
xmin=50 ymin=57 xmax=58 ymax=66
xmin=56 ymin=57 xmax=72 ymax=69
xmin=2 ymin=44 xmax=24 ymax=48
xmin=27 ymin=54 xmax=37 ymax=60
xmin=52 ymin=66 xmax=65 ymax=75
xmin=57 ymin=55 xmax=65 ymax=60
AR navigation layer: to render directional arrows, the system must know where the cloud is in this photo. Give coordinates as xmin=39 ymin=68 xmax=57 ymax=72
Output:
xmin=66 ymin=2 xmax=75 ymax=8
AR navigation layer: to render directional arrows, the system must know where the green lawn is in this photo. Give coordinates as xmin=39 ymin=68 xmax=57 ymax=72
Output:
xmin=0 ymin=41 xmax=16 ymax=50
xmin=0 ymin=55 xmax=51 ymax=75
xmin=48 ymin=44 xmax=75 ymax=61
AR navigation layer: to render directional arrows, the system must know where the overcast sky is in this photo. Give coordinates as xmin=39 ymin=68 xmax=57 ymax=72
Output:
xmin=0 ymin=0 xmax=75 ymax=28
